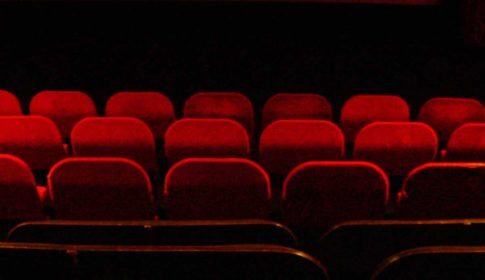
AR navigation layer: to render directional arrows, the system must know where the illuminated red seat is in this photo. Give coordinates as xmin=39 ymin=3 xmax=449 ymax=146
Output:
xmin=71 ymin=117 xmax=157 ymax=172
xmin=0 ymin=155 xmax=45 ymax=220
xmin=183 ymin=92 xmax=254 ymax=137
xmin=48 ymin=158 xmax=154 ymax=220
xmin=282 ymin=161 xmax=388 ymax=228
xmin=0 ymin=116 xmax=66 ymax=172
xmin=340 ymin=95 xmax=410 ymax=142
xmin=0 ymin=90 xmax=22 ymax=115
xmin=164 ymin=119 xmax=250 ymax=165
xmin=164 ymin=158 xmax=271 ymax=219
xmin=397 ymin=162 xmax=485 ymax=219
xmin=262 ymin=93 xmax=332 ymax=128
xmin=418 ymin=97 xmax=484 ymax=145
xmin=105 ymin=92 xmax=175 ymax=141
xmin=259 ymin=120 xmax=344 ymax=176
xmin=30 ymin=90 xmax=97 ymax=139
xmin=446 ymin=123 xmax=485 ymax=161
xmin=354 ymin=122 xmax=438 ymax=176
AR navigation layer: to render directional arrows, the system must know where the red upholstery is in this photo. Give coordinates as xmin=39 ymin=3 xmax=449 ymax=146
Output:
xmin=105 ymin=92 xmax=175 ymax=140
xmin=446 ymin=123 xmax=485 ymax=161
xmin=282 ymin=161 xmax=389 ymax=228
xmin=418 ymin=97 xmax=484 ymax=144
xmin=0 ymin=90 xmax=22 ymax=115
xmin=30 ymin=90 xmax=97 ymax=139
xmin=259 ymin=120 xmax=344 ymax=176
xmin=341 ymin=95 xmax=410 ymax=142
xmin=71 ymin=117 xmax=157 ymax=172
xmin=164 ymin=118 xmax=250 ymax=165
xmin=397 ymin=162 xmax=485 ymax=219
xmin=0 ymin=155 xmax=45 ymax=220
xmin=183 ymin=92 xmax=254 ymax=137
xmin=48 ymin=158 xmax=154 ymax=220
xmin=0 ymin=116 xmax=66 ymax=171
xmin=164 ymin=158 xmax=271 ymax=219
xmin=262 ymin=93 xmax=332 ymax=128
xmin=354 ymin=122 xmax=438 ymax=176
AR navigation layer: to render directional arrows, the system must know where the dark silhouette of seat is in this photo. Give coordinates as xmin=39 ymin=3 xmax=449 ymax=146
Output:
xmin=262 ymin=93 xmax=332 ymax=128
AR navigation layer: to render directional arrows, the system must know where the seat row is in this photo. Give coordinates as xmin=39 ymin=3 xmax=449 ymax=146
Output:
xmin=1 ymin=154 xmax=484 ymax=228
xmin=5 ymin=219 xmax=485 ymax=280
xmin=0 ymin=115 xmax=483 ymax=179
xmin=1 ymin=90 xmax=483 ymax=144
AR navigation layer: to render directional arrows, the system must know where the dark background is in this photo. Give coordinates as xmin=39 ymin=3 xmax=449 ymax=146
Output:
xmin=0 ymin=1 xmax=482 ymax=120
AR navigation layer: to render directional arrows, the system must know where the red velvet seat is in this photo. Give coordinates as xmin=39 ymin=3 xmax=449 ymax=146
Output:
xmin=164 ymin=158 xmax=271 ymax=219
xmin=0 ymin=116 xmax=66 ymax=172
xmin=282 ymin=161 xmax=388 ymax=228
xmin=0 ymin=155 xmax=45 ymax=220
xmin=164 ymin=118 xmax=250 ymax=165
xmin=397 ymin=162 xmax=485 ymax=219
xmin=341 ymin=95 xmax=410 ymax=142
xmin=183 ymin=92 xmax=254 ymax=137
xmin=418 ymin=97 xmax=484 ymax=145
xmin=259 ymin=120 xmax=344 ymax=176
xmin=0 ymin=90 xmax=22 ymax=115
xmin=48 ymin=158 xmax=154 ymax=220
xmin=30 ymin=91 xmax=97 ymax=139
xmin=262 ymin=93 xmax=332 ymax=128
xmin=354 ymin=122 xmax=438 ymax=176
xmin=446 ymin=123 xmax=485 ymax=161
xmin=105 ymin=92 xmax=175 ymax=141
xmin=71 ymin=117 xmax=157 ymax=172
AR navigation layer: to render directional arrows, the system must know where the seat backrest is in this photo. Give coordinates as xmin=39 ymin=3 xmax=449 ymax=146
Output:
xmin=262 ymin=93 xmax=332 ymax=128
xmin=164 ymin=118 xmax=250 ymax=165
xmin=340 ymin=95 xmax=410 ymax=142
xmin=183 ymin=92 xmax=254 ymax=137
xmin=397 ymin=162 xmax=485 ymax=219
xmin=30 ymin=90 xmax=97 ymax=139
xmin=353 ymin=122 xmax=438 ymax=176
xmin=0 ymin=90 xmax=22 ymax=115
xmin=71 ymin=117 xmax=157 ymax=172
xmin=446 ymin=123 xmax=485 ymax=161
xmin=372 ymin=246 xmax=485 ymax=280
xmin=105 ymin=92 xmax=175 ymax=141
xmin=164 ymin=158 xmax=271 ymax=219
xmin=318 ymin=220 xmax=485 ymax=280
xmin=259 ymin=120 xmax=344 ymax=176
xmin=8 ymin=220 xmax=297 ymax=247
xmin=0 ymin=155 xmax=44 ymax=220
xmin=0 ymin=116 xmax=66 ymax=171
xmin=418 ymin=97 xmax=484 ymax=145
xmin=282 ymin=161 xmax=388 ymax=229
xmin=48 ymin=158 xmax=154 ymax=220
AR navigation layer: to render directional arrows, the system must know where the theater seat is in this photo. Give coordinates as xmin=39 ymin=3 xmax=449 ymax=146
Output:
xmin=340 ymin=95 xmax=410 ymax=142
xmin=262 ymin=93 xmax=332 ymax=128
xmin=164 ymin=158 xmax=271 ymax=220
xmin=30 ymin=90 xmax=97 ymax=139
xmin=105 ymin=92 xmax=175 ymax=141
xmin=0 ymin=116 xmax=66 ymax=172
xmin=353 ymin=122 xmax=438 ymax=176
xmin=183 ymin=92 xmax=254 ymax=137
xmin=164 ymin=119 xmax=250 ymax=165
xmin=71 ymin=117 xmax=157 ymax=172
xmin=397 ymin=162 xmax=485 ymax=219
xmin=0 ymin=155 xmax=45 ymax=220
xmin=282 ymin=161 xmax=388 ymax=229
xmin=445 ymin=123 xmax=485 ymax=161
xmin=259 ymin=120 xmax=344 ymax=176
xmin=418 ymin=97 xmax=484 ymax=145
xmin=48 ymin=158 xmax=154 ymax=220
xmin=0 ymin=90 xmax=22 ymax=115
